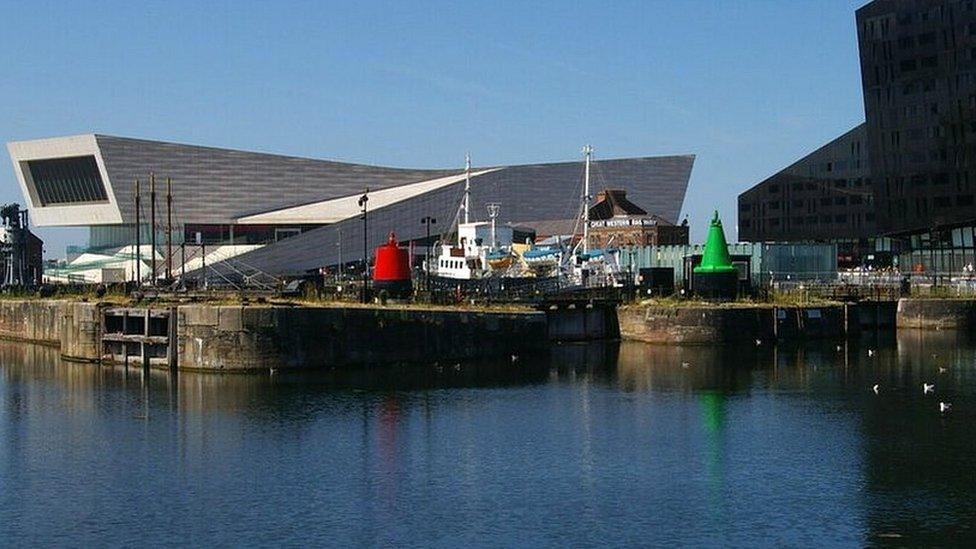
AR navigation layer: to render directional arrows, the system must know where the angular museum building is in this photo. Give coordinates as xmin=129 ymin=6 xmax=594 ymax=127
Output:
xmin=7 ymin=134 xmax=694 ymax=279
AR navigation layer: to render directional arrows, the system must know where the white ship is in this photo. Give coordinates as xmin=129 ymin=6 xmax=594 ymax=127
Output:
xmin=563 ymin=145 xmax=624 ymax=288
xmin=433 ymin=221 xmax=515 ymax=279
xmin=431 ymin=156 xmax=522 ymax=281
xmin=429 ymin=147 xmax=623 ymax=287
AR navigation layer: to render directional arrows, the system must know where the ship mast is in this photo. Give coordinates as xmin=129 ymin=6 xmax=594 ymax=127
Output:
xmin=455 ymin=153 xmax=473 ymax=248
xmin=582 ymin=144 xmax=593 ymax=254
xmin=464 ymin=153 xmax=471 ymax=225
xmin=487 ymin=202 xmax=500 ymax=251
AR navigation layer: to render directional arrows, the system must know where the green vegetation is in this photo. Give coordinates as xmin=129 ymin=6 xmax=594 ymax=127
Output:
xmin=633 ymin=291 xmax=841 ymax=309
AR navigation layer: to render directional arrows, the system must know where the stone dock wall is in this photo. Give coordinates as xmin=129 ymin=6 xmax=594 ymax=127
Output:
xmin=178 ymin=305 xmax=548 ymax=371
xmin=0 ymin=297 xmax=968 ymax=367
xmin=895 ymin=299 xmax=976 ymax=330
xmin=0 ymin=300 xmax=102 ymax=361
xmin=618 ymin=301 xmax=899 ymax=345
xmin=0 ymin=299 xmax=65 ymax=345
xmin=0 ymin=300 xmax=548 ymax=371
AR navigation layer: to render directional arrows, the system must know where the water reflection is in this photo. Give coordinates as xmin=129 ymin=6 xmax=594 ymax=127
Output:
xmin=1 ymin=333 xmax=976 ymax=545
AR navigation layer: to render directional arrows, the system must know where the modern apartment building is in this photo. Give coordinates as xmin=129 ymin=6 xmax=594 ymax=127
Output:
xmin=740 ymin=0 xmax=976 ymax=273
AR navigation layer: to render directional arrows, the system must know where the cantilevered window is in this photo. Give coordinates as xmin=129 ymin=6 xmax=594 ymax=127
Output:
xmin=26 ymin=156 xmax=108 ymax=205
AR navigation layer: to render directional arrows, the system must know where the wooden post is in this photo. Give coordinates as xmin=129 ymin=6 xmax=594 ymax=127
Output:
xmin=167 ymin=306 xmax=178 ymax=372
xmin=122 ymin=309 xmax=129 ymax=369
xmin=150 ymin=172 xmax=157 ymax=284
xmin=166 ymin=177 xmax=173 ymax=281
xmin=142 ymin=308 xmax=150 ymax=371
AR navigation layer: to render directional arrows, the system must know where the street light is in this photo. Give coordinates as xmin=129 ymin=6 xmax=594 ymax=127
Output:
xmin=421 ymin=216 xmax=436 ymax=290
xmin=335 ymin=226 xmax=342 ymax=283
xmin=359 ymin=188 xmax=369 ymax=303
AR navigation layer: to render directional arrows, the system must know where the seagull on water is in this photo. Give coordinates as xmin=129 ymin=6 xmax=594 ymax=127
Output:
xmin=872 ymin=384 xmax=880 ymax=394
xmin=923 ymin=383 xmax=935 ymax=394
xmin=868 ymin=349 xmax=876 ymax=357
xmin=836 ymin=345 xmax=843 ymax=352
xmin=511 ymin=354 xmax=519 ymax=363
xmin=755 ymin=339 xmax=762 ymax=346
xmin=940 ymin=402 xmax=952 ymax=414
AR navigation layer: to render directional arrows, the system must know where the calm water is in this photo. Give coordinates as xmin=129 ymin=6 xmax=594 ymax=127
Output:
xmin=2 ymin=332 xmax=976 ymax=547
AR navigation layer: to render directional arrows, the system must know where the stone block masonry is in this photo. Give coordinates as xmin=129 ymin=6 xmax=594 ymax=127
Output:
xmin=0 ymin=300 xmax=550 ymax=371
xmin=177 ymin=305 xmax=548 ymax=371
xmin=0 ymin=299 xmax=66 ymax=345
xmin=0 ymin=300 xmax=102 ymax=361
xmin=896 ymin=299 xmax=976 ymax=330
xmin=0 ymin=297 xmax=963 ymax=369
xmin=618 ymin=303 xmax=860 ymax=344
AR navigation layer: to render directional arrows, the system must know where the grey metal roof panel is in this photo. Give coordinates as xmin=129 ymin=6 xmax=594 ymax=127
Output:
xmin=225 ymin=154 xmax=694 ymax=275
xmin=93 ymin=136 xmax=692 ymax=231
xmin=95 ymin=135 xmax=457 ymax=224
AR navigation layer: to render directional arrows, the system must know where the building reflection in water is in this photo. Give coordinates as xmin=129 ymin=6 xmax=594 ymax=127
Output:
xmin=860 ymin=329 xmax=976 ymax=544
xmin=4 ymin=331 xmax=976 ymax=544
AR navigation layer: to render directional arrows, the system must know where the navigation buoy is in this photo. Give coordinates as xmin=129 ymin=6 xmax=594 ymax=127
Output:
xmin=373 ymin=232 xmax=412 ymax=298
xmin=692 ymin=211 xmax=738 ymax=299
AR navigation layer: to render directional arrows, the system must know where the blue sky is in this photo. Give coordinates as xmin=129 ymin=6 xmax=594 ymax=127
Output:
xmin=1 ymin=0 xmax=866 ymax=256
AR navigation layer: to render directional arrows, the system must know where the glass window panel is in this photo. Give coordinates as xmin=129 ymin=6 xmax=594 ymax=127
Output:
xmin=27 ymin=156 xmax=108 ymax=206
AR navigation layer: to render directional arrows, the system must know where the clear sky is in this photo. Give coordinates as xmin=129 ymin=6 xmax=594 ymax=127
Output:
xmin=1 ymin=0 xmax=867 ymax=256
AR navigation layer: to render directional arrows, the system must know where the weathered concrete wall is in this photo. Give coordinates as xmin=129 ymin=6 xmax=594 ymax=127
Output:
xmin=618 ymin=304 xmax=851 ymax=344
xmin=897 ymin=298 xmax=976 ymax=330
xmin=772 ymin=305 xmax=846 ymax=340
xmin=618 ymin=305 xmax=775 ymax=344
xmin=178 ymin=305 xmax=548 ymax=371
xmin=0 ymin=299 xmax=65 ymax=345
xmin=545 ymin=305 xmax=620 ymax=341
xmin=59 ymin=302 xmax=103 ymax=361
xmin=847 ymin=301 xmax=897 ymax=332
xmin=0 ymin=300 xmax=101 ymax=361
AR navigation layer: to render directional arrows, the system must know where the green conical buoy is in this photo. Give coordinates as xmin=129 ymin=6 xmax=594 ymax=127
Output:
xmin=694 ymin=211 xmax=736 ymax=274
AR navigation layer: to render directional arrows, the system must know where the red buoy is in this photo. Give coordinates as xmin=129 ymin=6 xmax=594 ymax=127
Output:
xmin=373 ymin=232 xmax=412 ymax=297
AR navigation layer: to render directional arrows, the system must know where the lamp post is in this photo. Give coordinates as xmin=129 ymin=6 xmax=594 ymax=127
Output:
xmin=336 ymin=226 xmax=342 ymax=284
xmin=358 ymin=188 xmax=369 ymax=303
xmin=421 ymin=216 xmax=436 ymax=290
